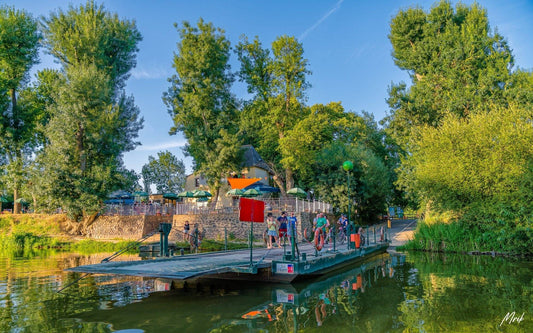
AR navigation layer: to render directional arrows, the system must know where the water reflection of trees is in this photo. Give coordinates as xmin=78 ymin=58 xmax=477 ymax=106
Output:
xmin=233 ymin=254 xmax=405 ymax=332
xmin=0 ymin=251 xmax=150 ymax=332
xmin=232 ymin=253 xmax=533 ymax=332
xmin=3 ymin=250 xmax=532 ymax=332
xmin=397 ymin=252 xmax=533 ymax=332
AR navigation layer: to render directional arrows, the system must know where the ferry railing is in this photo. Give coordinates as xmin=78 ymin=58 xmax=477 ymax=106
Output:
xmin=261 ymin=197 xmax=333 ymax=214
xmin=331 ymin=221 xmax=390 ymax=251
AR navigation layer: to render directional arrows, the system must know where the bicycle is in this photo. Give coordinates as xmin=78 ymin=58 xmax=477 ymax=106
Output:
xmin=336 ymin=226 xmax=347 ymax=244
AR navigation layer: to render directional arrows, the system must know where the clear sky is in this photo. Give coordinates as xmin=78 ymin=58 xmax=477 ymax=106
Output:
xmin=5 ymin=0 xmax=533 ymax=177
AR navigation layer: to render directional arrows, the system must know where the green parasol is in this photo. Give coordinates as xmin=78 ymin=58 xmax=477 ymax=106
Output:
xmin=226 ymin=188 xmax=244 ymax=196
xmin=287 ymin=187 xmax=307 ymax=198
xmin=242 ymin=188 xmax=262 ymax=197
xmin=193 ymin=190 xmax=212 ymax=198
xmin=163 ymin=192 xmax=178 ymax=200
xmin=177 ymin=191 xmax=195 ymax=198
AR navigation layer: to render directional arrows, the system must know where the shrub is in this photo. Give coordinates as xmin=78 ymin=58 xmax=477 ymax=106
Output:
xmin=402 ymin=218 xmax=533 ymax=255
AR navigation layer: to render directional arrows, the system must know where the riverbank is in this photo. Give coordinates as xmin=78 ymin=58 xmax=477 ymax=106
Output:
xmin=396 ymin=218 xmax=533 ymax=256
xmin=0 ymin=214 xmax=140 ymax=253
xmin=0 ymin=213 xmax=252 ymax=253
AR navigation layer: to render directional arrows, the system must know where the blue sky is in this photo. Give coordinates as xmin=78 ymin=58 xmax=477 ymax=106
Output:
xmin=6 ymin=0 xmax=533 ymax=176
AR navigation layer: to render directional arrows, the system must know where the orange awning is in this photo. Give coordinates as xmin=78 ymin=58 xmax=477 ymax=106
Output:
xmin=227 ymin=178 xmax=261 ymax=189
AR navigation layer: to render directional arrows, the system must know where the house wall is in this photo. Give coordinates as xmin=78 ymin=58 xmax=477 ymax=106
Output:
xmin=184 ymin=174 xmax=208 ymax=192
xmin=244 ymin=166 xmax=270 ymax=185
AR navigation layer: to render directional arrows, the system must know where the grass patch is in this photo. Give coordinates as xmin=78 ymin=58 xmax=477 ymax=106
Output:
xmin=0 ymin=232 xmax=64 ymax=250
xmin=0 ymin=214 xmax=62 ymax=236
xmin=67 ymin=239 xmax=139 ymax=254
xmin=201 ymin=239 xmax=249 ymax=251
xmin=174 ymin=239 xmax=250 ymax=252
xmin=402 ymin=218 xmax=533 ymax=255
xmin=0 ymin=215 xmax=138 ymax=253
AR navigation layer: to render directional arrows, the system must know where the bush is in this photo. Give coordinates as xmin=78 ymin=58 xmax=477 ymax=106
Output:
xmin=401 ymin=218 xmax=533 ymax=255
xmin=0 ymin=232 xmax=62 ymax=250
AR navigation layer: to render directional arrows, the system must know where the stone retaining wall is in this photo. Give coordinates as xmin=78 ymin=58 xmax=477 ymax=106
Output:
xmin=87 ymin=211 xmax=336 ymax=243
xmin=86 ymin=215 xmax=172 ymax=240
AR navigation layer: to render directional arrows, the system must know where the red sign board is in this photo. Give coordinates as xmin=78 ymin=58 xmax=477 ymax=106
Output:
xmin=239 ymin=197 xmax=265 ymax=222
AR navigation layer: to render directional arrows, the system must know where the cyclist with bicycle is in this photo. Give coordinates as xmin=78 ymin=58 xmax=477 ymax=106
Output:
xmin=337 ymin=214 xmax=348 ymax=243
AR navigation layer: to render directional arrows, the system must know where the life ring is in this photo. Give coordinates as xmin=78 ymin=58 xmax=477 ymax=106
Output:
xmin=303 ymin=228 xmax=309 ymax=241
xmin=314 ymin=228 xmax=324 ymax=251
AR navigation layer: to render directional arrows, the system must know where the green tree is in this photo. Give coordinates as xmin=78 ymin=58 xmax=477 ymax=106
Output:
xmin=279 ymin=102 xmax=346 ymax=182
xmin=235 ymin=36 xmax=272 ymax=152
xmin=141 ymin=151 xmax=186 ymax=194
xmin=384 ymin=0 xmax=514 ymax=148
xmin=382 ymin=0 xmax=533 ymax=214
xmin=42 ymin=0 xmax=141 ymax=91
xmin=235 ymin=35 xmax=311 ymax=193
xmin=39 ymin=1 xmax=143 ymax=226
xmin=312 ymin=142 xmax=390 ymax=223
xmin=397 ymin=104 xmax=533 ymax=221
xmin=0 ymin=6 xmax=40 ymax=213
xmin=163 ymin=19 xmax=241 ymax=205
xmin=277 ymin=101 xmax=393 ymax=222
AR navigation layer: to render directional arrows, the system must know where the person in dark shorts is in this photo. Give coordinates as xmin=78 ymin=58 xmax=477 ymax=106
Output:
xmin=287 ymin=212 xmax=298 ymax=246
xmin=183 ymin=220 xmax=190 ymax=241
xmin=277 ymin=211 xmax=288 ymax=244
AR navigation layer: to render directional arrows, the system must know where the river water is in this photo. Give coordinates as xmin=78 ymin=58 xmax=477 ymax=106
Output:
xmin=0 ymin=248 xmax=531 ymax=332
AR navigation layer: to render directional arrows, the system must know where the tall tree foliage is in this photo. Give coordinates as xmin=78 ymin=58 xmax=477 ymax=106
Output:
xmin=40 ymin=1 xmax=143 ymax=223
xmin=42 ymin=0 xmax=141 ymax=91
xmin=279 ymin=102 xmax=347 ymax=182
xmin=141 ymin=151 xmax=186 ymax=194
xmin=236 ymin=36 xmax=393 ymax=218
xmin=398 ymin=104 xmax=533 ymax=224
xmin=235 ymin=35 xmax=311 ymax=193
xmin=0 ymin=6 xmax=40 ymax=213
xmin=387 ymin=0 xmax=533 ymax=233
xmin=312 ymin=142 xmax=390 ymax=223
xmin=384 ymin=0 xmax=514 ymax=148
xmin=163 ymin=19 xmax=241 ymax=205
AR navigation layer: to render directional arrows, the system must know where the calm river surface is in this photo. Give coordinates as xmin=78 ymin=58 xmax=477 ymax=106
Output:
xmin=1 ymin=249 xmax=532 ymax=332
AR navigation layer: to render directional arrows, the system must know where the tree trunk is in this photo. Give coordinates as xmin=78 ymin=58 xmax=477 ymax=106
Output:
xmin=285 ymin=167 xmax=294 ymax=193
xmin=272 ymin=173 xmax=286 ymax=197
xmin=212 ymin=186 xmax=220 ymax=209
xmin=32 ymin=193 xmax=37 ymax=213
xmin=13 ymin=186 xmax=20 ymax=214
xmin=11 ymin=89 xmax=22 ymax=214
xmin=66 ymin=211 xmax=99 ymax=236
